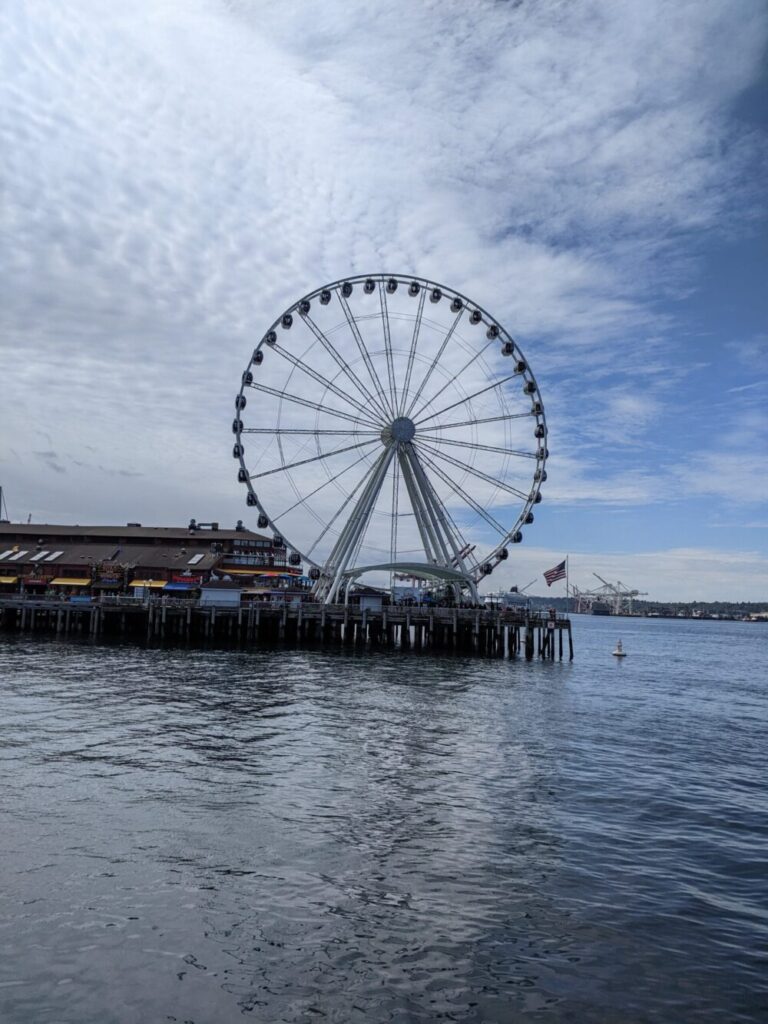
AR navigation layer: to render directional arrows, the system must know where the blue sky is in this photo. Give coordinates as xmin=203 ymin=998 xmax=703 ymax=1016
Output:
xmin=0 ymin=0 xmax=766 ymax=600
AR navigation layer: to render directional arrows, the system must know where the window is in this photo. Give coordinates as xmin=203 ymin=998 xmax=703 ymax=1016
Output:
xmin=226 ymin=553 xmax=270 ymax=567
xmin=188 ymin=553 xmax=205 ymax=566
xmin=30 ymin=551 xmax=50 ymax=561
xmin=44 ymin=551 xmax=64 ymax=562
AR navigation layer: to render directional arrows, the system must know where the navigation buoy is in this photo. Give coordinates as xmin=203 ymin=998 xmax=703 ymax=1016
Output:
xmin=612 ymin=639 xmax=626 ymax=657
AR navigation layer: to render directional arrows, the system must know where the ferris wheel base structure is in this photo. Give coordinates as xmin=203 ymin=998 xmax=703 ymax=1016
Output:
xmin=326 ymin=561 xmax=476 ymax=605
xmin=232 ymin=274 xmax=549 ymax=606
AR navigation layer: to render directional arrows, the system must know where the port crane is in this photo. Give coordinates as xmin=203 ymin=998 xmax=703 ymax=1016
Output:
xmin=569 ymin=574 xmax=648 ymax=614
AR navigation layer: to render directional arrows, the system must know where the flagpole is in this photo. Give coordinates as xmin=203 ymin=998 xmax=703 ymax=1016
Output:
xmin=566 ymin=554 xmax=570 ymax=613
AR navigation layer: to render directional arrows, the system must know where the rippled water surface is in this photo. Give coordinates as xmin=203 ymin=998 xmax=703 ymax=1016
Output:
xmin=1 ymin=616 xmax=766 ymax=1022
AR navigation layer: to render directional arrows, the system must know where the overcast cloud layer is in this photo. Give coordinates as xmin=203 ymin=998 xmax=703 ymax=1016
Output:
xmin=1 ymin=0 xmax=766 ymax=600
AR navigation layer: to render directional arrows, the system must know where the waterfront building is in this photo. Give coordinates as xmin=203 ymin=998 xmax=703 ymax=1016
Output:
xmin=0 ymin=519 xmax=299 ymax=595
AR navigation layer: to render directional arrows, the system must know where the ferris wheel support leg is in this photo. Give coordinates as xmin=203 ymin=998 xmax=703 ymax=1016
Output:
xmin=311 ymin=451 xmax=389 ymax=601
xmin=404 ymin=449 xmax=453 ymax=568
xmin=397 ymin=448 xmax=439 ymax=565
xmin=398 ymin=445 xmax=477 ymax=601
xmin=406 ymin=444 xmax=469 ymax=575
xmin=321 ymin=447 xmax=395 ymax=604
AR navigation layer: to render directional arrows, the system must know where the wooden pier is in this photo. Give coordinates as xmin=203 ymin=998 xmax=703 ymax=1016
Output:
xmin=0 ymin=596 xmax=573 ymax=660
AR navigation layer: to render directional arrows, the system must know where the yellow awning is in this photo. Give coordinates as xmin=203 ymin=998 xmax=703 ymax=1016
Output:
xmin=129 ymin=579 xmax=167 ymax=588
xmin=0 ymin=576 xmax=18 ymax=584
xmin=50 ymin=578 xmax=91 ymax=586
xmin=220 ymin=568 xmax=297 ymax=577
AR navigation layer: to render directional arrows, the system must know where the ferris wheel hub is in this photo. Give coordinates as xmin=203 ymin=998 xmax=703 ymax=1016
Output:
xmin=382 ymin=416 xmax=416 ymax=445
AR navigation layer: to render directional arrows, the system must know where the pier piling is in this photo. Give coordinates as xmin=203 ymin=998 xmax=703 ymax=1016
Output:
xmin=0 ymin=596 xmax=574 ymax=661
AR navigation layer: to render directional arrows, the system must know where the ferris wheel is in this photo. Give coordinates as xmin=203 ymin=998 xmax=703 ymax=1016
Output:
xmin=232 ymin=274 xmax=548 ymax=603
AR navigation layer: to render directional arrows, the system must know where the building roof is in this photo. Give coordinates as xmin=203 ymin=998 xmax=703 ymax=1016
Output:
xmin=0 ymin=542 xmax=221 ymax=572
xmin=0 ymin=542 xmax=121 ymax=564
xmin=0 ymin=522 xmax=270 ymax=542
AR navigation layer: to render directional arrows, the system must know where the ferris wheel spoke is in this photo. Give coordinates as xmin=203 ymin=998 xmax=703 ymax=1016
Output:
xmin=241 ymin=427 xmax=379 ymax=436
xmin=247 ymin=380 xmax=381 ymax=429
xmin=415 ymin=439 xmax=531 ymax=501
xmin=418 ymin=434 xmax=538 ymax=459
xmin=404 ymin=307 xmax=465 ymax=418
xmin=414 ymin=372 xmax=520 ymax=427
xmin=424 ymin=410 xmax=532 ymax=432
xmin=269 ymin=340 xmax=385 ymax=424
xmin=379 ymin=283 xmax=399 ymax=418
xmin=250 ymin=438 xmax=379 ymax=480
xmin=302 ymin=312 xmax=392 ymax=423
xmin=305 ymin=458 xmax=379 ymax=559
xmin=415 ymin=445 xmax=510 ymax=538
xmin=399 ymin=287 xmax=426 ymax=415
xmin=338 ymin=292 xmax=396 ymax=419
xmin=271 ymin=446 xmax=377 ymax=525
xmin=410 ymin=338 xmax=497 ymax=421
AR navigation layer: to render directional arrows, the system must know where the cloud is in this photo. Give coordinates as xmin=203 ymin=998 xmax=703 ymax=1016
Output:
xmin=0 ymin=0 xmax=766 ymax=597
xmin=32 ymin=450 xmax=67 ymax=474
xmin=487 ymin=545 xmax=768 ymax=603
xmin=727 ymin=335 xmax=768 ymax=366
xmin=678 ymin=452 xmax=768 ymax=505
xmin=2 ymin=0 xmax=764 ymax=349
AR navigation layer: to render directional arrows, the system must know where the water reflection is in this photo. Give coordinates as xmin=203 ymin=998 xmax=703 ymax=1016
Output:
xmin=1 ymin=621 xmax=766 ymax=1022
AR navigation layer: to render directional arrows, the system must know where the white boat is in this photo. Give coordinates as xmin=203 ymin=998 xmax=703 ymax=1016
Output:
xmin=612 ymin=639 xmax=626 ymax=657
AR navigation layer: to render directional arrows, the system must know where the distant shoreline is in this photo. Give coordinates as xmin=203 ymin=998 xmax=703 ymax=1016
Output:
xmin=569 ymin=610 xmax=767 ymax=622
xmin=523 ymin=597 xmax=767 ymax=621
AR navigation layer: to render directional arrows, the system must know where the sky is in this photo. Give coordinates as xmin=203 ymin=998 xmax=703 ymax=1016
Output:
xmin=1 ymin=0 xmax=766 ymax=601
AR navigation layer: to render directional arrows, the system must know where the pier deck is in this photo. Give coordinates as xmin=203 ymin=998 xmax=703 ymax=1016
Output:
xmin=0 ymin=596 xmax=573 ymax=660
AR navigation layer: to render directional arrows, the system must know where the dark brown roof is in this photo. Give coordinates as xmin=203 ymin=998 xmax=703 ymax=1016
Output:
xmin=0 ymin=545 xmax=222 ymax=572
xmin=0 ymin=523 xmax=270 ymax=542
xmin=1 ymin=543 xmax=120 ymax=564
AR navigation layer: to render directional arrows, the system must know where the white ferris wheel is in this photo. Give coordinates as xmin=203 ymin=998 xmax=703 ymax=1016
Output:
xmin=232 ymin=274 xmax=548 ymax=603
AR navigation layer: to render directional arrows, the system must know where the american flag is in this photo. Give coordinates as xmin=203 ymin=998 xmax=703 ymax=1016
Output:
xmin=543 ymin=559 xmax=566 ymax=586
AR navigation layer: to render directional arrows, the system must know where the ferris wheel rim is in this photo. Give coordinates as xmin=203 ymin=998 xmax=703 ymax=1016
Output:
xmin=232 ymin=273 xmax=548 ymax=586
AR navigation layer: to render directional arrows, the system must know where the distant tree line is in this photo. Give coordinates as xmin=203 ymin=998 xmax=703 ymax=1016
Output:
xmin=517 ymin=596 xmax=767 ymax=616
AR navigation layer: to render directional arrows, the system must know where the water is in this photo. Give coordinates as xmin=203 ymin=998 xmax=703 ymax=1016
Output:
xmin=1 ymin=615 xmax=766 ymax=1023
